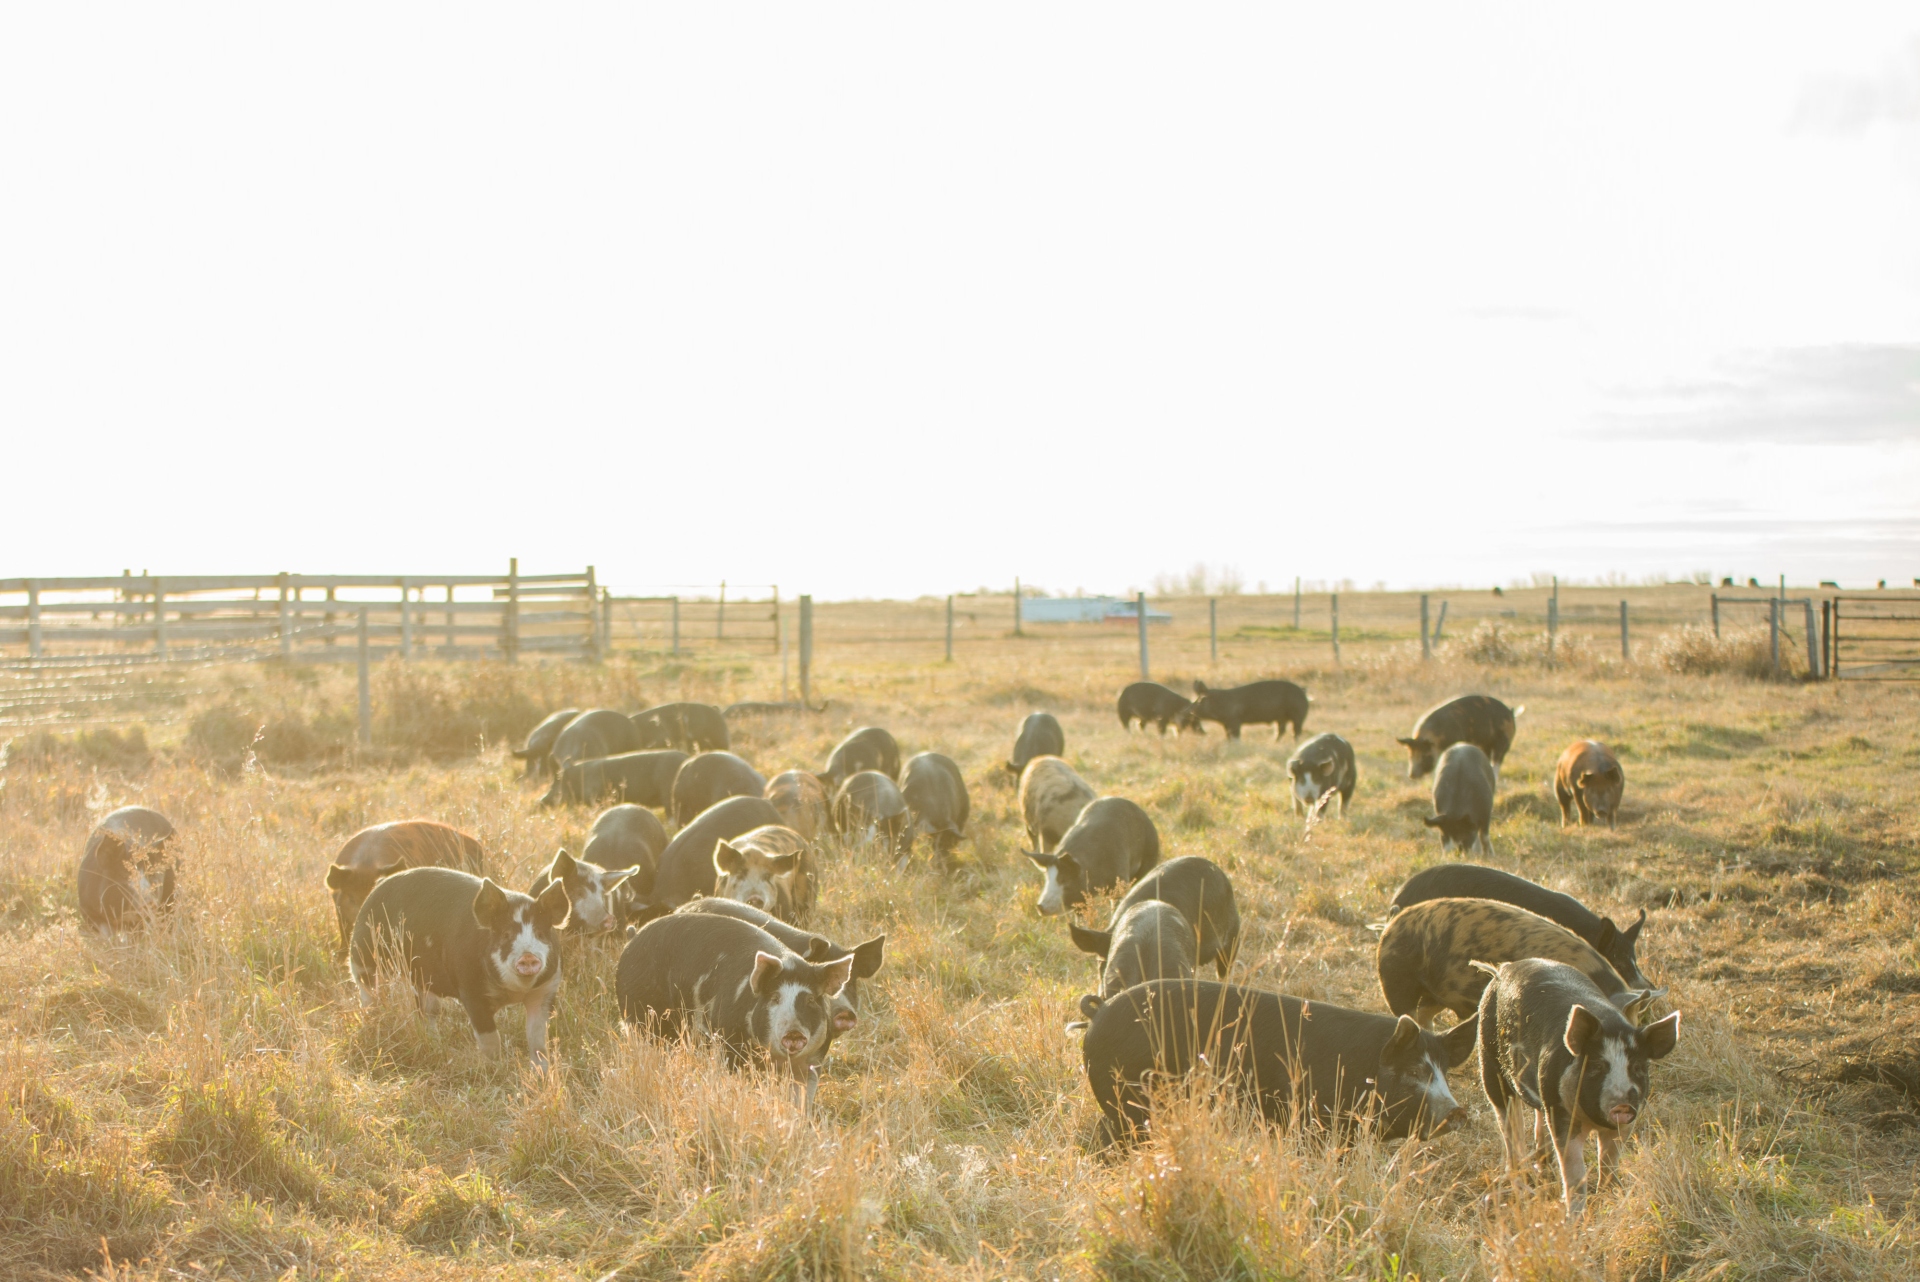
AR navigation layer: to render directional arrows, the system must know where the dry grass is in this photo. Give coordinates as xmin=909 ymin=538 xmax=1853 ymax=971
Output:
xmin=2 ymin=639 xmax=1918 ymax=1279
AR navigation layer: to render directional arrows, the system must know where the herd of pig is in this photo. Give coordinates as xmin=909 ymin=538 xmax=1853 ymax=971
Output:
xmin=68 ymin=683 xmax=1665 ymax=1213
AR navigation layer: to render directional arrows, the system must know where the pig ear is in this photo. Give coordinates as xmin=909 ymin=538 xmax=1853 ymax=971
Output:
xmin=546 ymin=848 xmax=578 ymax=884
xmin=603 ymin=866 xmax=641 ymax=894
xmin=1069 ymin=923 xmax=1112 ymax=958
xmin=534 ymin=878 xmax=572 ymax=929
xmin=1563 ymin=1005 xmax=1603 ymax=1057
xmin=373 ymin=856 xmax=406 ymax=879
xmin=1620 ymin=909 xmax=1647 ymax=948
xmin=324 ymin=863 xmax=357 ymax=891
xmin=1192 ymin=680 xmax=1208 ymax=694
xmin=849 ymin=934 xmax=886 ymax=978
xmin=1421 ymin=815 xmax=1446 ymax=829
xmin=1396 ymin=737 xmax=1422 ymax=749
xmin=1594 ymin=918 xmax=1619 ymax=951
xmin=1384 ymin=1014 xmax=1422 ymax=1057
xmin=713 ymin=841 xmax=747 ymax=875
xmin=750 ymin=951 xmax=786 ymax=996
xmin=471 ymin=878 xmax=510 ymax=929
xmin=804 ymin=936 xmax=836 ymax=962
xmin=766 ymin=853 xmax=799 ymax=875
xmin=815 ymin=954 xmax=855 ymax=997
xmin=1441 ymin=1015 xmax=1479 ymax=1068
xmin=1023 ymin=850 xmax=1056 ymax=868
xmin=1640 ymin=1010 xmax=1680 ymax=1060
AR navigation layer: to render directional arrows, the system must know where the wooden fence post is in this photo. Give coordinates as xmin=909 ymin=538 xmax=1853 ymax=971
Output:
xmin=445 ymin=585 xmax=456 ymax=654
xmin=1420 ymin=594 xmax=1430 ymax=660
xmin=1802 ymin=600 xmax=1818 ymax=680
xmin=779 ymin=596 xmax=790 ymax=701
xmin=154 ymin=577 xmax=168 ymax=659
xmin=1711 ymin=592 xmax=1720 ymax=638
xmin=1137 ymin=592 xmax=1149 ymax=679
xmin=1331 ymin=592 xmax=1340 ymax=666
xmin=717 ymin=580 xmax=726 ymax=642
xmin=585 ymin=566 xmax=600 ymax=660
xmin=602 ymin=588 xmax=614 ymax=658
xmin=1821 ymin=600 xmax=1833 ymax=679
xmin=278 ymin=573 xmax=292 ymax=660
xmin=671 ymin=596 xmax=681 ymax=655
xmin=1620 ymin=600 xmax=1630 ymax=660
xmin=357 ymin=608 xmax=372 ymax=745
xmin=26 ymin=580 xmax=40 ymax=659
xmin=1547 ymin=594 xmax=1558 ymax=668
xmin=400 ymin=577 xmax=413 ymax=660
xmin=1293 ymin=576 xmax=1301 ymax=630
xmin=1769 ymin=598 xmax=1781 ymax=676
xmin=505 ymin=558 xmax=520 ymax=662
xmin=1014 ymin=578 xmax=1023 ymax=636
xmin=945 ymin=594 xmax=954 ymax=663
xmin=325 ymin=584 xmax=336 ymax=647
xmin=799 ymin=595 xmax=813 ymax=706
xmin=1209 ymin=597 xmax=1217 ymax=664
xmin=1433 ymin=600 xmax=1449 ymax=643
xmin=770 ymin=586 xmax=780 ymax=655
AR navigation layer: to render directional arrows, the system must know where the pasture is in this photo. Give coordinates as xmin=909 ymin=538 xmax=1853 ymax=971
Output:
xmin=2 ymin=623 xmax=1917 ymax=1279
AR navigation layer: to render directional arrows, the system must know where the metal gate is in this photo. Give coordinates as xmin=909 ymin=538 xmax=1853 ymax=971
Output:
xmin=1830 ymin=594 xmax=1920 ymax=680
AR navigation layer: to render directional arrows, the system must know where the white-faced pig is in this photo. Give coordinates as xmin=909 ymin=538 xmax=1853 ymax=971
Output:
xmin=1398 ymin=694 xmax=1523 ymax=778
xmin=581 ymin=804 xmax=670 ymax=904
xmin=822 ymin=727 xmax=900 ymax=791
xmin=1018 ymin=756 xmax=1097 ymax=853
xmin=899 ymin=751 xmax=970 ymax=865
xmin=527 ymin=848 xmax=640 ymax=935
xmin=712 ymin=824 xmax=814 ymax=921
xmin=1077 ymin=855 xmax=1239 ymax=977
xmin=324 ymin=819 xmax=487 ymax=954
xmin=1116 ymin=682 xmax=1194 ymax=735
xmin=764 ymin=770 xmax=831 ymax=842
xmin=512 ymin=708 xmax=580 ymax=777
xmin=1475 ymin=957 xmax=1680 ymax=1214
xmin=1068 ymin=901 xmax=1197 ymax=1030
xmin=671 ymin=752 xmax=767 ymax=825
xmin=1005 ymin=711 xmax=1066 ymax=774
xmin=1554 ymin=740 xmax=1625 ymax=828
xmin=348 ymin=867 xmax=571 ymax=1065
xmin=642 ymin=796 xmax=785 ymax=913
xmin=832 ymin=770 xmax=910 ymax=856
xmin=540 ymin=749 xmax=688 ymax=810
xmin=78 ymin=805 xmax=177 ymax=935
xmin=1025 ymin=796 xmax=1160 ymax=916
xmin=673 ymin=897 xmax=885 ymax=1061
xmin=1377 ymin=897 xmax=1659 ymax=1027
xmin=1174 ymin=679 xmax=1309 ymax=740
xmin=631 ymin=701 xmax=730 ymax=753
xmin=1424 ymin=743 xmax=1495 ymax=855
xmin=616 ymin=912 xmax=854 ymax=1107
xmin=1387 ymin=863 xmax=1654 ymax=990
xmin=1083 ymin=979 xmax=1477 ymax=1146
xmin=1287 ymin=732 xmax=1357 ymax=816
xmin=549 ymin=709 xmax=643 ymax=770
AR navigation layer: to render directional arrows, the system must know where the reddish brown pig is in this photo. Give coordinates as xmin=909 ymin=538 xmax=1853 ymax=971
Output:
xmin=1554 ymin=740 xmax=1625 ymax=828
xmin=324 ymin=820 xmax=486 ymax=955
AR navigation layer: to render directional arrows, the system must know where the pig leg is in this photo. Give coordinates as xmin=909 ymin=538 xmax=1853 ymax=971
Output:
xmin=1548 ymin=1107 xmax=1589 ymax=1215
xmin=1595 ymin=1127 xmax=1622 ymax=1184
xmin=1575 ymin=791 xmax=1595 ymax=826
xmin=524 ymin=983 xmax=558 ymax=1066
xmin=1556 ymin=784 xmax=1575 ymax=826
xmin=1480 ymin=1051 xmax=1521 ymax=1172
xmin=460 ymin=996 xmax=503 ymax=1060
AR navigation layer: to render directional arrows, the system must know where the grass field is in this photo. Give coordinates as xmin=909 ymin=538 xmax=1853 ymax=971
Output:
xmin=3 ymin=625 xmax=1917 ymax=1279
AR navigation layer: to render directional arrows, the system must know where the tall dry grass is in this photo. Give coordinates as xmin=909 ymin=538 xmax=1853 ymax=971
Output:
xmin=1 ymin=646 xmax=1917 ymax=1278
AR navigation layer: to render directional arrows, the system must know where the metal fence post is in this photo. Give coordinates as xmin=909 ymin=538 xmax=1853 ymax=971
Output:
xmin=1137 ymin=592 xmax=1149 ymax=679
xmin=1293 ymin=576 xmax=1301 ymax=630
xmin=1331 ymin=592 xmax=1340 ymax=666
xmin=780 ymin=598 xmax=790 ymax=701
xmin=1769 ymin=598 xmax=1781 ymax=676
xmin=1711 ymin=592 xmax=1720 ymax=638
xmin=445 ymin=584 xmax=456 ymax=654
xmin=1803 ymin=599 xmax=1818 ymax=680
xmin=1620 ymin=600 xmax=1630 ymax=660
xmin=278 ymin=573 xmax=292 ymax=660
xmin=602 ymin=589 xmax=613 ymax=658
xmin=325 ymin=584 xmax=336 ymax=647
xmin=400 ymin=577 xmax=413 ymax=660
xmin=1433 ymin=600 xmax=1449 ymax=643
xmin=945 ymin=594 xmax=954 ymax=663
xmin=1209 ymin=597 xmax=1217 ymax=664
xmin=505 ymin=557 xmax=520 ymax=662
xmin=26 ymin=580 xmax=41 ymax=659
xmin=799 ymin=595 xmax=813 ymax=706
xmin=154 ymin=576 xmax=168 ymax=660
xmin=1014 ymin=578 xmax=1023 ymax=636
xmin=357 ymin=607 xmax=372 ymax=746
xmin=1547 ymin=594 xmax=1558 ymax=668
xmin=671 ymin=596 xmax=681 ymax=655
xmin=1821 ymin=600 xmax=1832 ymax=678
xmin=1420 ymin=594 xmax=1430 ymax=660
xmin=717 ymin=580 xmax=726 ymax=642
xmin=585 ymin=565 xmax=600 ymax=659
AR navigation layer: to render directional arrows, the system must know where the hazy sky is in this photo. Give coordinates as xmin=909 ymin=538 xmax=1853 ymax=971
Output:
xmin=3 ymin=6 xmax=1916 ymax=598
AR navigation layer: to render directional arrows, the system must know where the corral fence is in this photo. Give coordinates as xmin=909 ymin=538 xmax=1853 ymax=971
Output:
xmin=1827 ymin=593 xmax=1920 ymax=680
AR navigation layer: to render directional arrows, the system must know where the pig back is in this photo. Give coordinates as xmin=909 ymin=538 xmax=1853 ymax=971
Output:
xmin=1057 ymin=797 xmax=1161 ymax=889
xmin=650 ymin=796 xmax=784 ymax=908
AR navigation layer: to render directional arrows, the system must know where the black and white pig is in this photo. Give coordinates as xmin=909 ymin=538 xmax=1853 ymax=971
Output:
xmin=348 ymin=867 xmax=571 ymax=1065
xmin=899 ymin=751 xmax=970 ymax=864
xmin=712 ymin=824 xmax=814 ymax=921
xmin=1387 ymin=864 xmax=1654 ymax=990
xmin=1025 ymin=796 xmax=1160 ymax=916
xmin=671 ymin=752 xmax=767 ymax=825
xmin=527 ymin=848 xmax=640 ymax=935
xmin=1005 ymin=711 xmax=1066 ymax=774
xmin=1424 ymin=743 xmax=1495 ymax=855
xmin=78 ymin=805 xmax=177 ymax=934
xmin=1287 ymin=733 xmax=1357 ymax=817
xmin=616 ymin=911 xmax=854 ymax=1107
xmin=822 ymin=727 xmax=900 ymax=791
xmin=1083 ymin=979 xmax=1477 ymax=1145
xmin=1475 ymin=958 xmax=1681 ymax=1214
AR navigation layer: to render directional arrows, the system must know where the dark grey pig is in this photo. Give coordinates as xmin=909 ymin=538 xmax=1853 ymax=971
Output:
xmin=1424 ymin=743 xmax=1495 ymax=854
xmin=1386 ymin=864 xmax=1653 ymax=989
xmin=348 ymin=867 xmax=571 ymax=1065
xmin=1005 ymin=712 xmax=1066 ymax=774
xmin=1116 ymin=682 xmax=1194 ymax=735
xmin=671 ymin=752 xmax=767 ymax=825
xmin=1398 ymin=694 xmax=1523 ymax=778
xmin=581 ymin=804 xmax=670 ymax=901
xmin=1287 ymin=732 xmax=1357 ymax=816
xmin=1175 ymin=679 xmax=1310 ymax=740
xmin=325 ymin=819 xmax=486 ymax=955
xmin=640 ymin=795 xmax=785 ymax=913
xmin=1025 ymin=796 xmax=1160 ymax=916
xmin=1068 ymin=900 xmax=1197 ymax=1029
xmin=539 ymin=749 xmax=688 ymax=809
xmin=512 ymin=708 xmax=579 ymax=778
xmin=822 ymin=727 xmax=900 ymax=791
xmin=1476 ymin=958 xmax=1681 ymax=1213
xmin=78 ymin=805 xmax=177 ymax=934
xmin=550 ymin=709 xmax=642 ymax=770
xmin=632 ymin=702 xmax=730 ymax=753
xmin=899 ymin=751 xmax=970 ymax=864
xmin=832 ymin=770 xmax=910 ymax=856
xmin=1076 ymin=855 xmax=1239 ymax=976
xmin=1083 ymin=979 xmax=1476 ymax=1146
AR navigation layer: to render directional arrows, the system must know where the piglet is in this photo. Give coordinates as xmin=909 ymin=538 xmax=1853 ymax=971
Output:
xmin=349 ymin=867 xmax=571 ymax=1065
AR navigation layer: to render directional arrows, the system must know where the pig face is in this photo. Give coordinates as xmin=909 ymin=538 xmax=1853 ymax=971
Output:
xmin=1576 ymin=766 xmax=1624 ymax=827
xmin=472 ymin=878 xmax=570 ymax=991
xmin=1289 ymin=754 xmax=1340 ymax=806
xmin=749 ymin=950 xmax=856 ymax=1062
xmin=1397 ymin=737 xmax=1440 ymax=779
xmin=1372 ymin=1015 xmax=1477 ymax=1139
xmin=542 ymin=849 xmax=639 ymax=934
xmin=1422 ymin=813 xmax=1483 ymax=852
xmin=1025 ymin=850 xmax=1088 ymax=915
xmin=713 ymin=841 xmax=799 ymax=916
xmin=1562 ymin=1005 xmax=1680 ymax=1131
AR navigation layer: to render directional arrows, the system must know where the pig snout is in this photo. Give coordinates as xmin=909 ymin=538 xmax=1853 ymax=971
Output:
xmin=1427 ymin=1105 xmax=1469 ymax=1138
xmin=780 ymin=1029 xmax=810 ymax=1056
xmin=513 ymin=952 xmax=545 ymax=977
xmin=833 ymin=1009 xmax=857 ymax=1033
xmin=1608 ymin=1104 xmax=1637 ymax=1128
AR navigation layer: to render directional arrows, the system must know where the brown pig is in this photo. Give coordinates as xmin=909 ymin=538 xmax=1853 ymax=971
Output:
xmin=324 ymin=820 xmax=486 ymax=956
xmin=1554 ymin=740 xmax=1624 ymax=828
